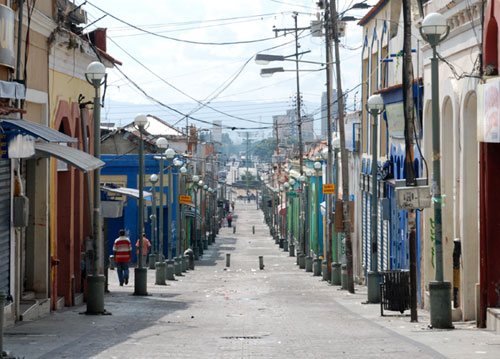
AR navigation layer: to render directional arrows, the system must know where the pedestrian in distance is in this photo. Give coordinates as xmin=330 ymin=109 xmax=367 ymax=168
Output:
xmin=231 ymin=200 xmax=235 ymax=212
xmin=227 ymin=214 xmax=233 ymax=227
xmin=113 ymin=229 xmax=132 ymax=286
xmin=136 ymin=233 xmax=151 ymax=266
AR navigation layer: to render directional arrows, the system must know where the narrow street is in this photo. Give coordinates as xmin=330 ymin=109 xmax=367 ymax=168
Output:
xmin=4 ymin=201 xmax=499 ymax=359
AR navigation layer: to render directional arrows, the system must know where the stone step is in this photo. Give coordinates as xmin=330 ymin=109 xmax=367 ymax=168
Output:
xmin=486 ymin=308 xmax=500 ymax=332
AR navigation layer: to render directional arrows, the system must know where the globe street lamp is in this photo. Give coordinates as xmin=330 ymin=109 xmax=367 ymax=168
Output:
xmin=365 ymin=94 xmax=385 ymax=302
xmin=304 ymin=169 xmax=313 ymax=270
xmin=133 ymin=113 xmax=149 ymax=296
xmin=279 ymin=185 xmax=284 ymax=244
xmin=283 ymin=182 xmax=290 ymax=250
xmin=165 ymin=147 xmax=176 ymax=281
xmin=85 ymin=61 xmax=106 ymax=314
xmin=313 ymin=161 xmax=322 ymax=276
xmin=149 ymin=174 xmax=158 ymax=270
xmin=297 ymin=175 xmax=306 ymax=260
xmin=420 ymin=12 xmax=452 ymax=329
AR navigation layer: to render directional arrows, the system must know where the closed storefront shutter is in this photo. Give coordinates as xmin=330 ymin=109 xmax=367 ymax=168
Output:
xmin=0 ymin=159 xmax=11 ymax=295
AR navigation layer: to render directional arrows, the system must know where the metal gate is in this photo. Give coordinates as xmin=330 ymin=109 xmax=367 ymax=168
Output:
xmin=0 ymin=159 xmax=11 ymax=295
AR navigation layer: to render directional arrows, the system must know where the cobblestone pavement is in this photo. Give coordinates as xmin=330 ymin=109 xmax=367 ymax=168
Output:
xmin=3 ymin=201 xmax=500 ymax=358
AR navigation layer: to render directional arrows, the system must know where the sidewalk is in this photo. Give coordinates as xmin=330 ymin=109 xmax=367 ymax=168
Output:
xmin=3 ymin=200 xmax=499 ymax=358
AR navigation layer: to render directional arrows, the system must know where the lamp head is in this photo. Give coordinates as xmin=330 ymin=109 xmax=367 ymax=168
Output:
xmin=174 ymin=159 xmax=183 ymax=168
xmin=280 ymin=186 xmax=284 ymax=192
xmin=289 ymin=178 xmax=296 ymax=186
xmin=203 ymin=185 xmax=208 ymax=190
xmin=180 ymin=166 xmax=187 ymax=174
xmin=150 ymin=174 xmax=158 ymax=183
xmin=306 ymin=169 xmax=313 ymax=177
xmin=198 ymin=180 xmax=203 ymax=186
xmin=367 ymin=94 xmax=384 ymax=115
xmin=298 ymin=175 xmax=306 ymax=183
xmin=260 ymin=67 xmax=285 ymax=77
xmin=156 ymin=137 xmax=168 ymax=149
xmin=421 ymin=12 xmax=448 ymax=36
xmin=193 ymin=175 xmax=199 ymax=182
xmin=284 ymin=182 xmax=290 ymax=189
xmin=314 ymin=161 xmax=322 ymax=170
xmin=86 ymin=61 xmax=106 ymax=83
xmin=133 ymin=114 xmax=148 ymax=127
xmin=165 ymin=148 xmax=175 ymax=160
xmin=332 ymin=136 xmax=341 ymax=149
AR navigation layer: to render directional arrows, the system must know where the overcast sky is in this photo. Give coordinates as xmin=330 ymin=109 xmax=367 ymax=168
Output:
xmin=78 ymin=0 xmax=373 ymax=134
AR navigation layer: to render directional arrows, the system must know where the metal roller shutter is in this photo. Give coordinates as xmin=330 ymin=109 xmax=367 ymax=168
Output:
xmin=0 ymin=159 xmax=11 ymax=295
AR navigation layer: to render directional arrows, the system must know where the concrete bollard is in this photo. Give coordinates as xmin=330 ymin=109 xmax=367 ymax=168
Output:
xmin=289 ymin=243 xmax=295 ymax=257
xmin=166 ymin=259 xmax=175 ymax=281
xmin=233 ymin=226 xmax=236 ymax=234
xmin=226 ymin=253 xmax=231 ymax=267
xmin=341 ymin=264 xmax=348 ymax=290
xmin=305 ymin=256 xmax=313 ymax=272
xmin=252 ymin=225 xmax=255 ymax=234
xmin=182 ymin=255 xmax=188 ymax=272
xmin=322 ymin=260 xmax=328 ymax=281
xmin=299 ymin=253 xmax=306 ymax=269
xmin=109 ymin=255 xmax=115 ymax=270
xmin=174 ymin=257 xmax=182 ymax=276
xmin=313 ymin=258 xmax=321 ymax=276
xmin=331 ymin=262 xmax=341 ymax=285
xmin=259 ymin=256 xmax=264 ymax=270
xmin=149 ymin=253 xmax=156 ymax=269
xmin=283 ymin=239 xmax=288 ymax=252
xmin=155 ymin=262 xmax=166 ymax=285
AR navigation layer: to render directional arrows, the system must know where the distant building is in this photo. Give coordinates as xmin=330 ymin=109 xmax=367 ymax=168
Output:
xmin=272 ymin=115 xmax=291 ymax=138
xmin=321 ymin=90 xmax=339 ymax=139
xmin=302 ymin=114 xmax=314 ymax=142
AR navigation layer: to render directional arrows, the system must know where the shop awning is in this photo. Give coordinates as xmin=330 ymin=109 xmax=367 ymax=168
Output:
xmin=35 ymin=142 xmax=104 ymax=172
xmin=101 ymin=186 xmax=151 ymax=199
xmin=1 ymin=119 xmax=77 ymax=143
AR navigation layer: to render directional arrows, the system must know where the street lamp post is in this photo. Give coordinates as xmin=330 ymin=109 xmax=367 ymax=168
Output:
xmin=165 ymin=148 xmax=176 ymax=281
xmin=192 ymin=175 xmax=200 ymax=259
xmin=180 ymin=165 xmax=188 ymax=271
xmin=304 ymin=170 xmax=312 ymax=270
xmin=366 ymin=94 xmax=385 ymax=303
xmin=198 ymin=180 xmax=204 ymax=256
xmin=313 ymin=161 xmax=322 ymax=276
xmin=279 ymin=185 xmax=284 ymax=245
xmin=149 ymin=174 xmax=158 ymax=270
xmin=420 ymin=12 xmax=452 ymax=329
xmin=331 ymin=136 xmax=342 ymax=285
xmin=156 ymin=137 xmax=168 ymax=264
xmin=286 ymin=178 xmax=296 ymax=253
xmin=283 ymin=181 xmax=290 ymax=250
xmin=173 ymin=159 xmax=184 ymax=277
xmin=203 ymin=184 xmax=209 ymax=250
xmin=85 ymin=61 xmax=106 ymax=314
xmin=298 ymin=175 xmax=306 ymax=261
xmin=133 ymin=113 xmax=149 ymax=296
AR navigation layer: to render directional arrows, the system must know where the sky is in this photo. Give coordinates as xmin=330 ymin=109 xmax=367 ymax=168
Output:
xmin=77 ymin=0 xmax=374 ymax=139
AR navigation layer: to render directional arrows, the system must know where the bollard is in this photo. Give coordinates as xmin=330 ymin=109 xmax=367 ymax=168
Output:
xmin=298 ymin=253 xmax=306 ymax=269
xmin=233 ymin=226 xmax=236 ymax=234
xmin=313 ymin=258 xmax=321 ymax=276
xmin=341 ymin=264 xmax=348 ymax=290
xmin=296 ymin=251 xmax=301 ymax=265
xmin=109 ymin=255 xmax=115 ymax=270
xmin=0 ymin=291 xmax=5 ymax=357
xmin=283 ymin=239 xmax=288 ymax=252
xmin=166 ymin=259 xmax=175 ymax=280
xmin=331 ymin=262 xmax=341 ymax=285
xmin=305 ymin=256 xmax=313 ymax=272
xmin=259 ymin=256 xmax=264 ymax=270
xmin=289 ymin=243 xmax=295 ymax=257
xmin=322 ymin=260 xmax=328 ymax=281
xmin=252 ymin=225 xmax=255 ymax=234
xmin=155 ymin=262 xmax=166 ymax=285
xmin=174 ymin=257 xmax=182 ymax=276
xmin=226 ymin=253 xmax=231 ymax=267
xmin=149 ymin=253 xmax=156 ymax=269
xmin=184 ymin=249 xmax=195 ymax=270
xmin=182 ymin=255 xmax=188 ymax=272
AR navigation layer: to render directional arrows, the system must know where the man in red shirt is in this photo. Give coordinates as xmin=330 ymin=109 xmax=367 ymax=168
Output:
xmin=113 ymin=229 xmax=132 ymax=286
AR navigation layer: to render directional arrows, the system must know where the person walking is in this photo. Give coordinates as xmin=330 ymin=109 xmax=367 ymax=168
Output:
xmin=136 ymin=233 xmax=151 ymax=266
xmin=113 ymin=229 xmax=132 ymax=286
xmin=227 ymin=214 xmax=233 ymax=228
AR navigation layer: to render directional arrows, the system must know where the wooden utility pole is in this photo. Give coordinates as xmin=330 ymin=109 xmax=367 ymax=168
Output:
xmin=330 ymin=0 xmax=354 ymax=293
xmin=402 ymin=0 xmax=418 ymax=322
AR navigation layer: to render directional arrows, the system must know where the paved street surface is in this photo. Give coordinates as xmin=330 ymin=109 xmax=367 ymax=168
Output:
xmin=4 ymin=201 xmax=500 ymax=358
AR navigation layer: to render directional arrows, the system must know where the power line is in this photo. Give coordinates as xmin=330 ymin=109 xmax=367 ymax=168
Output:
xmin=86 ymin=0 xmax=288 ymax=46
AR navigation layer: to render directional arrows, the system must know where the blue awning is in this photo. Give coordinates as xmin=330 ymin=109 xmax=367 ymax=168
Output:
xmin=1 ymin=119 xmax=77 ymax=143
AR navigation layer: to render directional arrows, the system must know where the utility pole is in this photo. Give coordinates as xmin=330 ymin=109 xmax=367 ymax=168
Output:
xmin=330 ymin=0 xmax=354 ymax=293
xmin=246 ymin=132 xmax=249 ymax=195
xmin=273 ymin=13 xmax=304 ymax=175
xmin=324 ymin=0 xmax=334 ymax=280
xmin=402 ymin=0 xmax=418 ymax=322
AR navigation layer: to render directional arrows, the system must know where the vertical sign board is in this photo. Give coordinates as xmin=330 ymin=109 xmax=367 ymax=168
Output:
xmin=0 ymin=5 xmax=15 ymax=69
